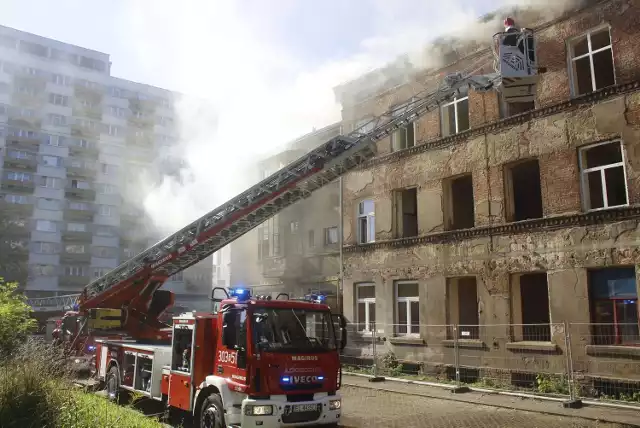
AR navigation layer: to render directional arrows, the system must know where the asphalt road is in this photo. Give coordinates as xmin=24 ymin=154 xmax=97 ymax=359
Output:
xmin=338 ymin=385 xmax=635 ymax=428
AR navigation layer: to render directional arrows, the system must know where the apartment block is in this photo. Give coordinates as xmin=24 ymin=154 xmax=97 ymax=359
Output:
xmin=335 ymin=0 xmax=640 ymax=393
xmin=230 ymin=123 xmax=342 ymax=300
xmin=0 ymin=25 xmax=212 ymax=305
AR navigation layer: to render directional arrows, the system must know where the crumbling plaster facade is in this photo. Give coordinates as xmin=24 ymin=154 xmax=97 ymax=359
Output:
xmin=338 ymin=0 xmax=640 ymax=380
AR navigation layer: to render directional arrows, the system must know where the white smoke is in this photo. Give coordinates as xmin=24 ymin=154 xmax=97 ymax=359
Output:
xmin=119 ymin=0 xmax=585 ymax=235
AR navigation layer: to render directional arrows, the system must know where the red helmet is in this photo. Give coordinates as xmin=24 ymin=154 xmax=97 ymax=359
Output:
xmin=504 ymin=17 xmax=515 ymax=27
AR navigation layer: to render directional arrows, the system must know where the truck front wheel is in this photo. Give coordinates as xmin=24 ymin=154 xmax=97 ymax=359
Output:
xmin=199 ymin=393 xmax=226 ymax=428
xmin=106 ymin=366 xmax=120 ymax=402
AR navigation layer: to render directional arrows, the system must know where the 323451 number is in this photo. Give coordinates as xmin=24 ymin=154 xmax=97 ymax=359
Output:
xmin=217 ymin=350 xmax=237 ymax=365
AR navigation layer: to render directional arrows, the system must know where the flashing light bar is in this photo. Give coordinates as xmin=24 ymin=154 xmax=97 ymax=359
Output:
xmin=230 ymin=288 xmax=251 ymax=300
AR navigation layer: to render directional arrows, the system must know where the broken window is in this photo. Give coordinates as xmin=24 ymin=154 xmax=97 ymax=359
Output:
xmin=579 ymin=140 xmax=628 ymax=211
xmin=512 ymin=273 xmax=551 ymax=341
xmin=394 ymin=188 xmax=418 ymax=238
xmin=588 ymin=267 xmax=639 ymax=346
xmin=391 ymin=123 xmax=415 ymax=152
xmin=569 ymin=26 xmax=616 ymax=96
xmin=441 ymin=93 xmax=470 ymax=136
xmin=443 ymin=174 xmax=475 ymax=230
xmin=504 ymin=159 xmax=543 ymax=221
xmin=324 ymin=226 xmax=338 ymax=245
xmin=447 ymin=277 xmax=479 ymax=339
xmin=356 ymin=283 xmax=376 ymax=333
xmin=395 ymin=281 xmax=420 ymax=336
xmin=505 ymin=101 xmax=535 ymax=117
xmin=357 ymin=200 xmax=375 ymax=244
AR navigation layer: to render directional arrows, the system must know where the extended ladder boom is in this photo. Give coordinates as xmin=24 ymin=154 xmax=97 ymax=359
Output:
xmin=80 ymin=60 xmax=499 ymax=312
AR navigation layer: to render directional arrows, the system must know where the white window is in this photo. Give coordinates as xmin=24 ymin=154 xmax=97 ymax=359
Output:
xmin=441 ymin=95 xmax=470 ymax=136
xmin=356 ymin=283 xmax=376 ymax=333
xmin=18 ymin=86 xmax=37 ymax=96
xmin=290 ymin=221 xmax=299 ymax=233
xmin=64 ymin=244 xmax=86 ymax=254
xmin=49 ymin=93 xmax=68 ymax=106
xmin=98 ymin=205 xmax=113 ymax=216
xmin=48 ymin=114 xmax=66 ymax=126
xmin=106 ymin=124 xmax=120 ymax=136
xmin=93 ymin=268 xmax=109 ymax=278
xmin=67 ymin=223 xmax=87 ymax=232
xmin=324 ymin=226 xmax=339 ymax=245
xmin=108 ymin=106 xmax=126 ymax=117
xmin=46 ymin=135 xmax=63 ymax=146
xmin=24 ymin=67 xmax=38 ymax=75
xmin=579 ymin=140 xmax=629 ymax=211
xmin=36 ymin=242 xmax=57 ymax=254
xmin=100 ymin=163 xmax=117 ymax=175
xmin=32 ymin=265 xmax=57 ymax=276
xmin=18 ymin=107 xmax=35 ymax=117
xmin=5 ymin=194 xmax=28 ymax=204
xmin=96 ymin=226 xmax=115 ymax=237
xmin=64 ymin=265 xmax=85 ymax=276
xmin=354 ymin=117 xmax=375 ymax=134
xmin=395 ymin=282 xmax=420 ymax=336
xmin=123 ymin=248 xmax=135 ymax=258
xmin=79 ymin=99 xmax=95 ymax=108
xmin=70 ymin=179 xmax=90 ymax=189
xmin=569 ymin=26 xmax=616 ymax=97
xmin=109 ymin=87 xmax=124 ymax=97
xmin=69 ymin=202 xmax=89 ymax=210
xmin=52 ymin=74 xmax=71 ymax=86
xmin=7 ymin=171 xmax=31 ymax=181
xmin=357 ymin=200 xmax=375 ymax=244
xmin=42 ymin=177 xmax=59 ymax=188
xmin=42 ymin=155 xmax=61 ymax=167
xmin=135 ymin=130 xmax=145 ymax=138
xmin=13 ymin=128 xmax=36 ymax=138
xmin=78 ymin=139 xmax=90 ymax=148
xmin=97 ymin=183 xmax=117 ymax=194
xmin=36 ymin=220 xmax=57 ymax=232
xmin=95 ymin=247 xmax=111 ymax=258
xmin=77 ymin=119 xmax=97 ymax=129
xmin=8 ymin=150 xmax=29 ymax=159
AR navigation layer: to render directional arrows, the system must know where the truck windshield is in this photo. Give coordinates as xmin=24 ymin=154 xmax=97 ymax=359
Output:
xmin=252 ymin=308 xmax=336 ymax=352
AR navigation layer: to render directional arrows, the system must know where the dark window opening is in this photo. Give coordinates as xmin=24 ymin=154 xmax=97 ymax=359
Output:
xmin=391 ymin=123 xmax=415 ymax=152
xmin=308 ymin=229 xmax=315 ymax=248
xmin=519 ymin=273 xmax=551 ymax=341
xmin=395 ymin=188 xmax=418 ymax=238
xmin=571 ymin=28 xmax=615 ymax=96
xmin=506 ymin=101 xmax=535 ymax=117
xmin=506 ymin=159 xmax=543 ymax=221
xmin=588 ymin=267 xmax=639 ymax=346
xmin=448 ymin=277 xmax=479 ymax=339
xmin=445 ymin=174 xmax=475 ymax=230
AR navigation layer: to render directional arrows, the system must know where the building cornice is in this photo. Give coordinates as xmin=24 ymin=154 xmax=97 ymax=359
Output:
xmin=357 ymin=80 xmax=640 ymax=170
xmin=343 ymin=206 xmax=640 ymax=254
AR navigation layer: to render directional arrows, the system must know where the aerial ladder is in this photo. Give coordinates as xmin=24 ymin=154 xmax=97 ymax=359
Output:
xmin=51 ymin=18 xmax=539 ymax=350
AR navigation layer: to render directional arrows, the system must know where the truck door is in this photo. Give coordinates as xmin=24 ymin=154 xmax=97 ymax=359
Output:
xmin=215 ymin=307 xmax=249 ymax=390
xmin=168 ymin=319 xmax=196 ymax=411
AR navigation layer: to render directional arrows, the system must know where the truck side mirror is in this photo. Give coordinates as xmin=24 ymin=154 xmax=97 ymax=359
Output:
xmin=332 ymin=314 xmax=347 ymax=351
xmin=222 ymin=312 xmax=237 ymax=348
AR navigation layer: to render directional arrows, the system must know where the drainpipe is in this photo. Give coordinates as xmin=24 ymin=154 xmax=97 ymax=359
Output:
xmin=338 ymin=176 xmax=344 ymax=314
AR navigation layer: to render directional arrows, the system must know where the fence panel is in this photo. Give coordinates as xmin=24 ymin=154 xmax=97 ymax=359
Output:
xmin=568 ymin=323 xmax=640 ymax=405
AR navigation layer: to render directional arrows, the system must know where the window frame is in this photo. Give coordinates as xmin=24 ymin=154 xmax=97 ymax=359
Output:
xmin=578 ymin=139 xmax=629 ymax=212
xmin=356 ymin=283 xmax=376 ymax=334
xmin=356 ymin=199 xmax=375 ymax=244
xmin=394 ymin=281 xmax=420 ymax=337
xmin=567 ymin=25 xmax=616 ymax=97
xmin=440 ymin=95 xmax=470 ymax=136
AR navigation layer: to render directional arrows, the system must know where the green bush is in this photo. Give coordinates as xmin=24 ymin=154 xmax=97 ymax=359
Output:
xmin=0 ymin=340 xmax=164 ymax=428
xmin=0 ymin=277 xmax=36 ymax=357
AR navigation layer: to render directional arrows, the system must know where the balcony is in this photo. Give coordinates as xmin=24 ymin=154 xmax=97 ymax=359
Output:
xmin=5 ymin=134 xmax=41 ymax=151
xmin=73 ymin=104 xmax=103 ymax=121
xmin=126 ymin=133 xmax=154 ymax=149
xmin=65 ymin=159 xmax=97 ymax=178
xmin=128 ymin=97 xmax=158 ymax=113
xmin=1 ymin=178 xmax=35 ymax=193
xmin=74 ymin=83 xmax=103 ymax=102
xmin=3 ymin=154 xmax=38 ymax=171
xmin=70 ymin=124 xmax=99 ymax=140
xmin=68 ymin=143 xmax=100 ymax=159
xmin=8 ymin=116 xmax=42 ymax=130
xmin=261 ymin=255 xmax=303 ymax=279
xmin=61 ymin=230 xmax=92 ymax=242
xmin=58 ymin=275 xmax=91 ymax=289
xmin=60 ymin=251 xmax=91 ymax=264
xmin=0 ymin=200 xmax=33 ymax=216
xmin=128 ymin=115 xmax=155 ymax=129
xmin=64 ymin=185 xmax=96 ymax=201
xmin=63 ymin=203 xmax=95 ymax=221
xmin=11 ymin=91 xmax=45 ymax=108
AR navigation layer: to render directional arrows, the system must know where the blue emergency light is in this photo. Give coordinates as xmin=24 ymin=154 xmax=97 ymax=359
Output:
xmin=230 ymin=288 xmax=251 ymax=301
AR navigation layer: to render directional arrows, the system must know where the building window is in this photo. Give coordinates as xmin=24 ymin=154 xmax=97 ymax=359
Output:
xmin=7 ymin=171 xmax=31 ymax=181
xmin=569 ymin=26 xmax=615 ymax=97
xmin=443 ymin=174 xmax=475 ymax=230
xmin=588 ymin=267 xmax=639 ymax=346
xmin=511 ymin=273 xmax=551 ymax=341
xmin=504 ymin=101 xmax=535 ymax=118
xmin=36 ymin=220 xmax=57 ymax=232
xmin=106 ymin=124 xmax=120 ymax=137
xmin=48 ymin=114 xmax=66 ymax=126
xmin=391 ymin=123 xmax=415 ymax=152
xmin=504 ymin=159 xmax=543 ymax=222
xmin=354 ymin=117 xmax=375 ymax=133
xmin=67 ymin=223 xmax=87 ymax=232
xmin=35 ymin=242 xmax=57 ymax=254
xmin=357 ymin=200 xmax=375 ymax=244
xmin=324 ymin=226 xmax=338 ymax=245
xmin=447 ymin=277 xmax=479 ymax=339
xmin=69 ymin=202 xmax=89 ymax=211
xmin=579 ymin=140 xmax=628 ymax=211
xmin=395 ymin=282 xmax=419 ymax=336
xmin=393 ymin=188 xmax=418 ymax=238
xmin=356 ymin=283 xmax=376 ymax=333
xmin=441 ymin=95 xmax=470 ymax=136
xmin=65 ymin=265 xmax=86 ymax=276
xmin=42 ymin=177 xmax=59 ymax=189
xmin=64 ymin=244 xmax=86 ymax=254
xmin=42 ymin=155 xmax=61 ymax=168
xmin=93 ymin=268 xmax=109 ymax=278
xmin=46 ymin=135 xmax=63 ymax=146
xmin=96 ymin=226 xmax=116 ymax=237
xmin=4 ymin=194 xmax=29 ymax=204
xmin=308 ymin=229 xmax=315 ymax=248
xmin=37 ymin=198 xmax=60 ymax=210
xmin=98 ymin=205 xmax=113 ymax=216
xmin=97 ymin=183 xmax=117 ymax=194
xmin=51 ymin=74 xmax=71 ymax=86
xmin=49 ymin=93 xmax=68 ymax=106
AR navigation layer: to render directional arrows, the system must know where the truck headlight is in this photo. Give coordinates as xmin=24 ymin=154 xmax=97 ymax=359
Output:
xmin=329 ymin=399 xmax=341 ymax=410
xmin=245 ymin=405 xmax=274 ymax=416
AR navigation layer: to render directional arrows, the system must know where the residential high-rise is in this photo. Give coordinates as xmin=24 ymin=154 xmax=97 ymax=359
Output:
xmin=0 ymin=25 xmax=212 ymax=308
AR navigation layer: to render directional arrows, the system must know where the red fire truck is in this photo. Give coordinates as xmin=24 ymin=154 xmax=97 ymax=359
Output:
xmin=95 ymin=287 xmax=346 ymax=427
xmin=55 ymin=21 xmax=537 ymax=427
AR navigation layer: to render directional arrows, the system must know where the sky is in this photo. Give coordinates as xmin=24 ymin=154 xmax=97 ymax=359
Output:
xmin=0 ymin=0 xmax=554 ymax=232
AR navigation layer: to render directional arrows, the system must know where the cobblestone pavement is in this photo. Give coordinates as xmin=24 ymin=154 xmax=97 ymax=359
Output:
xmin=339 ymin=386 xmax=634 ymax=428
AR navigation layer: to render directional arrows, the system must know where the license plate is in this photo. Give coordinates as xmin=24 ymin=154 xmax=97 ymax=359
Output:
xmin=292 ymin=404 xmax=318 ymax=413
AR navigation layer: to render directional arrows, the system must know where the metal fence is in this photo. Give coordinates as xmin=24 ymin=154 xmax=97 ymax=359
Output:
xmin=339 ymin=322 xmax=640 ymax=406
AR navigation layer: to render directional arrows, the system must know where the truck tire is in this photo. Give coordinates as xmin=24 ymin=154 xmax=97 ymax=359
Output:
xmin=198 ymin=393 xmax=226 ymax=428
xmin=106 ymin=366 xmax=120 ymax=402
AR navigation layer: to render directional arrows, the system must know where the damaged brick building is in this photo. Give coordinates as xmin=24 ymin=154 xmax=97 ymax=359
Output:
xmin=334 ymin=0 xmax=640 ymax=393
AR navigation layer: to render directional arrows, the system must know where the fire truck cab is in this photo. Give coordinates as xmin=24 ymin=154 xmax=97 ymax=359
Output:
xmin=94 ymin=287 xmax=347 ymax=427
